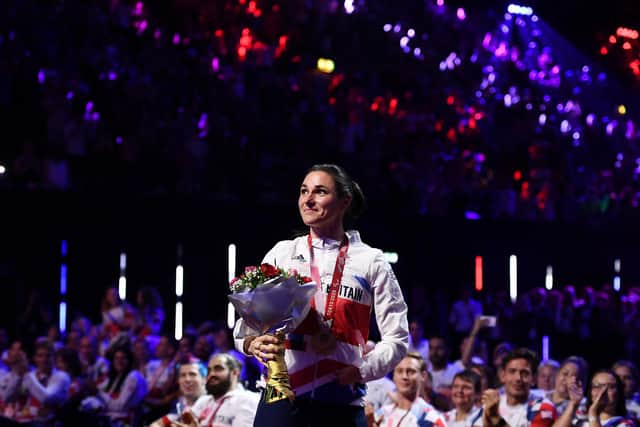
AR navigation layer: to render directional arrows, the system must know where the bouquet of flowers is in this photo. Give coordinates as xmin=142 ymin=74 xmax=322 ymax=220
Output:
xmin=228 ymin=263 xmax=317 ymax=403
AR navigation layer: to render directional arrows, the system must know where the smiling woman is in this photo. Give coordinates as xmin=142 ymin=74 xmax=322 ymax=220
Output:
xmin=298 ymin=164 xmax=366 ymax=240
xmin=234 ymin=163 xmax=409 ymax=427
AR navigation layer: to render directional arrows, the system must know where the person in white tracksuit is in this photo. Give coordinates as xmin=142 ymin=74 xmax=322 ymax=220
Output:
xmin=235 ymin=164 xmax=409 ymax=427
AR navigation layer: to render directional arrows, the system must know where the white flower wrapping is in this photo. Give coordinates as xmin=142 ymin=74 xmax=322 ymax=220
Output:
xmin=228 ymin=275 xmax=317 ymax=336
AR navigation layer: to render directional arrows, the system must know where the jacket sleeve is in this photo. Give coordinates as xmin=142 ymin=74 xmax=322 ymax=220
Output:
xmin=0 ymin=371 xmax=22 ymax=403
xmin=529 ymin=399 xmax=557 ymax=427
xmin=99 ymin=371 xmax=147 ymax=412
xmin=22 ymin=370 xmax=70 ymax=406
xmin=232 ymin=392 xmax=260 ymax=427
xmin=359 ymin=251 xmax=409 ymax=382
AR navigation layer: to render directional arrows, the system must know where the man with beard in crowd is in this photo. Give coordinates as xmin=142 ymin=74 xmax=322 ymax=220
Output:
xmin=170 ymin=353 xmax=259 ymax=427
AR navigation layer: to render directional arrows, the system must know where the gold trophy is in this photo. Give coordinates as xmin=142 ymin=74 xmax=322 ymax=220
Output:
xmin=263 ymin=331 xmax=294 ymax=403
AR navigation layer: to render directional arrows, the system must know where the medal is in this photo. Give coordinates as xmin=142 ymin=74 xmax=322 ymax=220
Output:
xmin=307 ymin=234 xmax=349 ymax=356
xmin=310 ymin=321 xmax=337 ymax=355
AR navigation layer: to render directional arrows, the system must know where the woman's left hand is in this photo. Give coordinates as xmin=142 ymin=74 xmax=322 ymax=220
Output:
xmin=336 ymin=366 xmax=363 ymax=385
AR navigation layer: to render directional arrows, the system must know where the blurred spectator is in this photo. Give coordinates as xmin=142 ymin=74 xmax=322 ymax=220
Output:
xmin=535 ymin=359 xmax=560 ymax=394
xmin=0 ymin=339 xmax=70 ymax=425
xmin=612 ymin=360 xmax=640 ymax=421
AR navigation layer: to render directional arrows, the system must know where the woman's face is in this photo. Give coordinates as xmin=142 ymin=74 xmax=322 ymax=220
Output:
xmin=555 ymin=362 xmax=579 ymax=397
xmin=113 ymin=351 xmax=129 ymax=373
xmin=591 ymin=372 xmax=618 ymax=413
xmin=298 ymin=171 xmax=350 ymax=232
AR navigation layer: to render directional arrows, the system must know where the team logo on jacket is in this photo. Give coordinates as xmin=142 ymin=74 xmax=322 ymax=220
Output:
xmin=324 ymin=282 xmax=365 ymax=303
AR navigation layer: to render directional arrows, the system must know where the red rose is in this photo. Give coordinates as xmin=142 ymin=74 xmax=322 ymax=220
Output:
xmin=302 ymin=276 xmax=313 ymax=283
xmin=288 ymin=268 xmax=299 ymax=277
xmin=229 ymin=277 xmax=240 ymax=287
xmin=244 ymin=266 xmax=257 ymax=273
xmin=260 ymin=263 xmax=280 ymax=278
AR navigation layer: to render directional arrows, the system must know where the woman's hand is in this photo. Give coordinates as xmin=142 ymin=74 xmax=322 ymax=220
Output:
xmin=567 ymin=379 xmax=583 ymax=405
xmin=246 ymin=335 xmax=283 ymax=362
xmin=588 ymin=386 xmax=608 ymax=418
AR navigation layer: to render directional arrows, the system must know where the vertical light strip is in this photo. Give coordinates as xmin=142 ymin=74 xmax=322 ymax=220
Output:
xmin=59 ymin=240 xmax=68 ymax=333
xmin=59 ymin=302 xmax=67 ymax=334
xmin=227 ymin=244 xmax=237 ymax=329
xmin=475 ymin=256 xmax=483 ymax=292
xmin=60 ymin=265 xmax=68 ymax=295
xmin=509 ymin=255 xmax=517 ymax=303
xmin=545 ymin=265 xmax=553 ymax=290
xmin=542 ymin=335 xmax=549 ymax=361
xmin=175 ymin=302 xmax=183 ymax=340
xmin=175 ymin=265 xmax=184 ymax=297
xmin=175 ymin=245 xmax=184 ymax=340
xmin=119 ymin=252 xmax=127 ymax=300
xmin=614 ymin=258 xmax=621 ymax=292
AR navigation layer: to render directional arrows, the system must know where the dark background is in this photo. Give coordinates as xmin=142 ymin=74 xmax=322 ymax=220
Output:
xmin=3 ymin=189 xmax=639 ymax=339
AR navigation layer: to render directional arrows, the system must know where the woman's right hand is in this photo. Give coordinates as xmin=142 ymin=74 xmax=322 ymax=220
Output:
xmin=567 ymin=379 xmax=584 ymax=405
xmin=246 ymin=335 xmax=283 ymax=361
xmin=588 ymin=386 xmax=608 ymax=417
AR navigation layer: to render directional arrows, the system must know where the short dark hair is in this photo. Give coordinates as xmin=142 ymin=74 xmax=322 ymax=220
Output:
xmin=453 ymin=369 xmax=482 ymax=393
xmin=560 ymin=356 xmax=589 ymax=392
xmin=306 ymin=164 xmax=366 ymax=223
xmin=501 ymin=348 xmax=539 ymax=374
xmin=177 ymin=358 xmax=208 ymax=378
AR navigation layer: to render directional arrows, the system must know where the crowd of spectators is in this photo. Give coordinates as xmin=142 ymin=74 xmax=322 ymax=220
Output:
xmin=2 ymin=279 xmax=640 ymax=426
xmin=1 ymin=0 xmax=640 ymax=224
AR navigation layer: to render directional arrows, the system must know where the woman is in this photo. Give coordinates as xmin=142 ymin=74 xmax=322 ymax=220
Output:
xmin=549 ymin=357 xmax=589 ymax=427
xmin=548 ymin=356 xmax=589 ymax=416
xmin=80 ymin=346 xmax=148 ymax=426
xmin=579 ymin=370 xmax=635 ymax=427
xmin=236 ymin=164 xmax=409 ymax=427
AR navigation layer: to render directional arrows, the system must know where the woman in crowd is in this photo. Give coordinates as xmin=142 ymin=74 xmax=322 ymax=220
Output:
xmin=581 ymin=370 xmax=635 ymax=427
xmin=80 ymin=345 xmax=148 ymax=426
xmin=548 ymin=356 xmax=589 ymax=416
